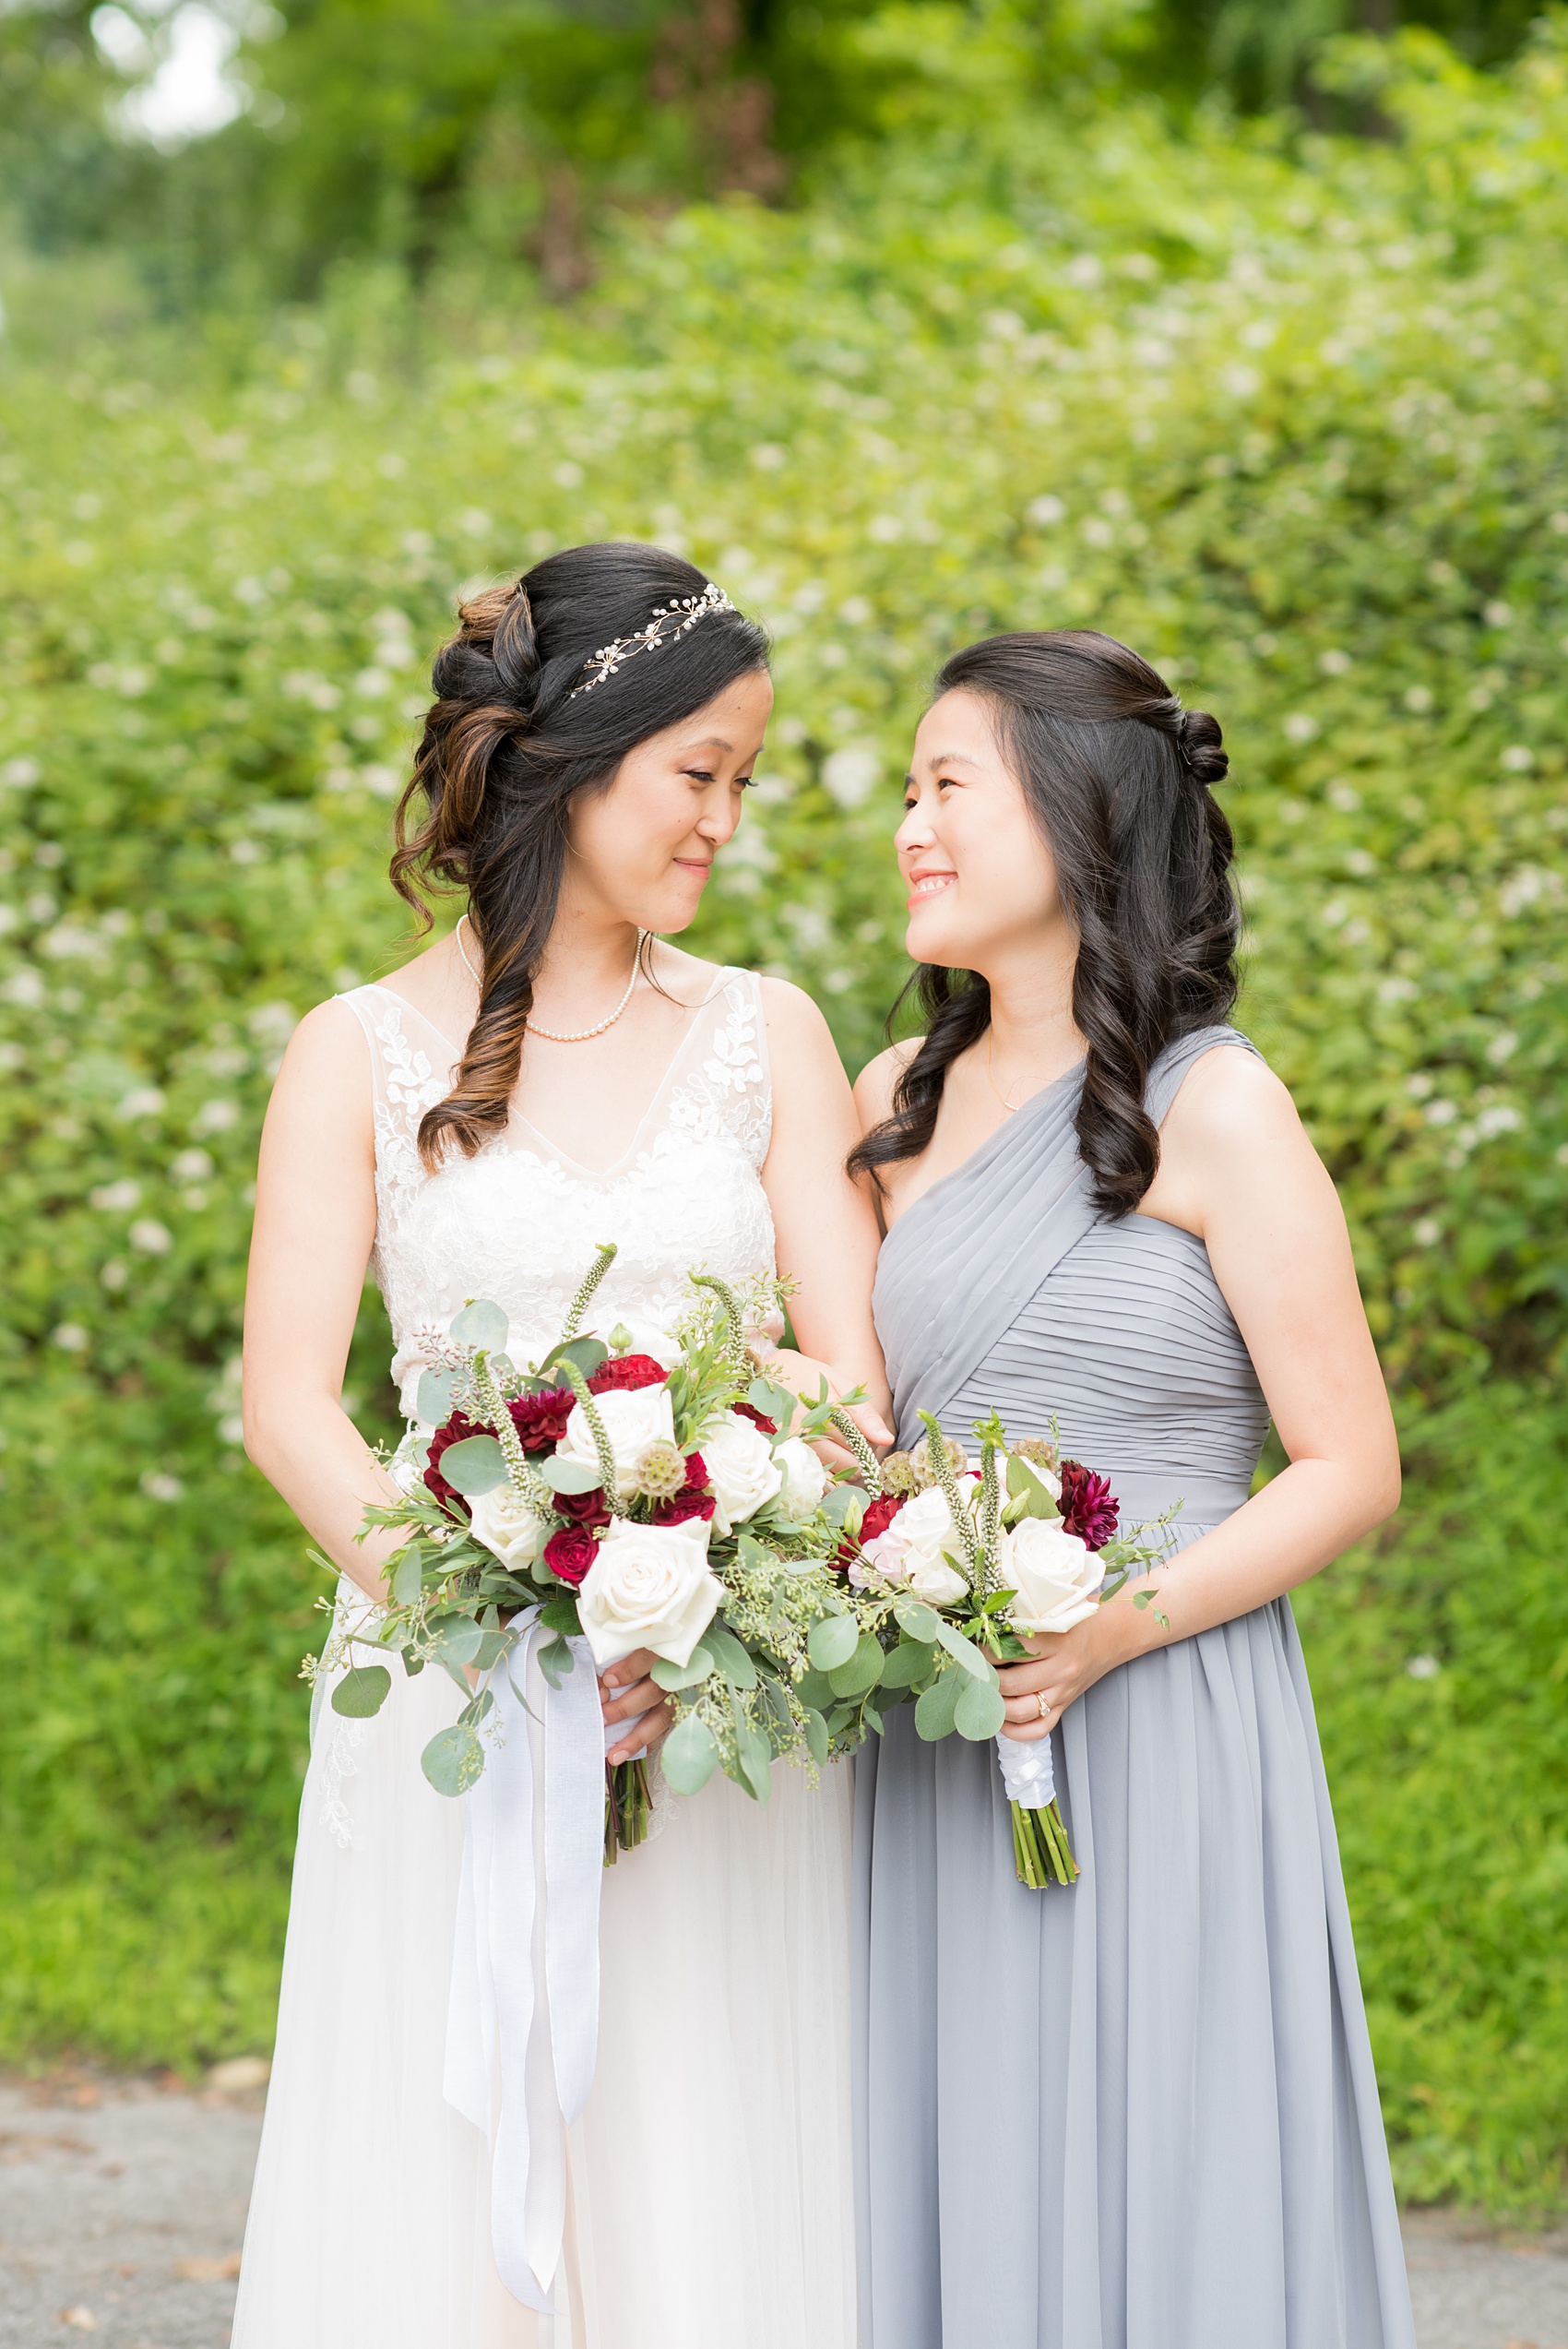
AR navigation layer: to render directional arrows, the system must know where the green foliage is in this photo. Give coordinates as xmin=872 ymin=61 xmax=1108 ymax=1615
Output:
xmin=0 ymin=25 xmax=1565 ymax=2199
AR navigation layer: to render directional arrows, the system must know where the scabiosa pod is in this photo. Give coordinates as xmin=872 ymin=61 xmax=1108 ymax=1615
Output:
xmin=562 ymin=1360 xmax=630 ymax=1517
xmin=915 ymin=1408 xmax=980 ymax=1569
xmin=634 ymin=1438 xmax=688 ymax=1501
xmin=561 ymin=1241 xmax=618 ymax=1341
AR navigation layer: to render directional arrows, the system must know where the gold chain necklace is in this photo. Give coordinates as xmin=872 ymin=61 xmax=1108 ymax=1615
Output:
xmin=456 ymin=914 xmax=644 ymax=1043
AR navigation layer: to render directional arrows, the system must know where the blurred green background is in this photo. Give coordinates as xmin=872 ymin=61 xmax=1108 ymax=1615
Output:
xmin=1 ymin=0 xmax=1566 ymax=2214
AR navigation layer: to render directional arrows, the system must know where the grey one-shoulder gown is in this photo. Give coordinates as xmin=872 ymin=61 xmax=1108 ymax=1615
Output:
xmin=854 ymin=1027 xmax=1416 ymax=2349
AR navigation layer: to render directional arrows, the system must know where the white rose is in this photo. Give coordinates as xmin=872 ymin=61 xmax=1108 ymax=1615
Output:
xmin=861 ymin=1475 xmax=977 ymax=1608
xmin=702 ymin=1411 xmax=783 ymax=1536
xmin=559 ymin=1382 xmax=676 ymax=1500
xmin=468 ymin=1482 xmax=550 ymax=1568
xmin=1000 ymin=1516 xmax=1101 ymax=1634
xmin=773 ymin=1436 xmax=828 ymax=1526
xmin=576 ymin=1516 xmax=723 ymax=1670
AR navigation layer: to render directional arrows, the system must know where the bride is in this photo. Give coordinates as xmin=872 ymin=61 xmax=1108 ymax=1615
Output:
xmin=232 ymin=542 xmax=889 ymax=2346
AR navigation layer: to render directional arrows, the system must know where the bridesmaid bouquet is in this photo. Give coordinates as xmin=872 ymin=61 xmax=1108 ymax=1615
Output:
xmin=820 ymin=1411 xmax=1170 ymax=1889
xmin=305 ymin=1246 xmax=868 ymax=1860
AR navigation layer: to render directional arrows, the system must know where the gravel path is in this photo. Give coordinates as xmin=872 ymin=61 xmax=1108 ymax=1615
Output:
xmin=2 ymin=2068 xmax=1565 ymax=2345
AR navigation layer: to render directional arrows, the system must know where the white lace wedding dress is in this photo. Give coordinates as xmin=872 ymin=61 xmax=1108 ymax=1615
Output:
xmin=231 ymin=968 xmax=857 ymax=2349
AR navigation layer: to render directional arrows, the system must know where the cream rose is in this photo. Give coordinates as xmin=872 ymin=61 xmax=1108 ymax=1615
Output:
xmin=576 ymin=1516 xmax=724 ymax=1670
xmin=861 ymin=1475 xmax=977 ymax=1608
xmin=559 ymin=1383 xmax=676 ymax=1500
xmin=469 ymin=1482 xmax=551 ymax=1568
xmin=702 ymin=1411 xmax=783 ymax=1536
xmin=1000 ymin=1516 xmax=1101 ymax=1634
xmin=772 ymin=1435 xmax=828 ymax=1526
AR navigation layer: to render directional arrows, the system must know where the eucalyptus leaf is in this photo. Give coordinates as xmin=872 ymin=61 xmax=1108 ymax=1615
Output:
xmin=914 ymin=1672 xmax=963 ymax=1740
xmin=650 ymin=1645 xmax=715 ymax=1691
xmin=416 ymin=1365 xmax=457 ymax=1425
xmin=331 ymin=1663 xmax=391 ymax=1718
xmin=932 ymin=1616 xmax=996 ymax=1683
xmin=892 ymin=1596 xmax=942 ymax=1642
xmin=795 ymin=1667 xmax=837 ymax=1712
xmin=731 ymin=1697 xmax=773 ymax=1801
xmin=437 ymin=1434 xmax=508 ymax=1497
xmin=434 ymin=1621 xmax=482 ymax=1669
xmin=389 ymin=1545 xmax=424 ymax=1607
xmin=746 ymin=1376 xmax=795 ymax=1429
xmin=802 ymin=1706 xmax=830 ymax=1766
xmin=807 ymin=1614 xmax=861 ymax=1673
xmin=449 ymin=1298 xmax=509 ymax=1353
xmin=660 ymin=1714 xmax=719 ymax=1795
xmin=539 ymin=1336 xmax=610 ymax=1381
xmin=703 ymin=1622 xmax=757 ymax=1689
xmin=536 ymin=1634 xmax=572 ymax=1690
xmin=954 ymin=1675 xmax=1007 ymax=1740
xmin=400 ymin=1650 xmax=425 ymax=1676
xmin=863 ymin=1701 xmax=885 ymax=1735
xmin=827 ymin=1629 xmax=885 ymax=1699
xmin=422 ymin=1722 xmax=486 ymax=1796
xmin=879 ymin=1639 xmax=935 ymax=1690
xmin=471 ymin=1628 xmax=514 ymax=1672
xmin=825 ymin=1702 xmax=858 ymax=1736
xmin=539 ymin=1454 xmax=605 ymax=1495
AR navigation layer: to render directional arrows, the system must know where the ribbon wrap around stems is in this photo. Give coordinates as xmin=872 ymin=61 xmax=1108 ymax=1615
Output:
xmin=995 ymin=1726 xmax=1056 ymax=1808
xmin=443 ymin=1612 xmax=609 ymax=2314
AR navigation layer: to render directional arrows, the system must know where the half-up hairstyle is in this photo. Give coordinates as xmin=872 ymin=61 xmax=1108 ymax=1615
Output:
xmin=392 ymin=541 xmax=769 ymax=1170
xmin=849 ymin=628 xmax=1239 ymax=1217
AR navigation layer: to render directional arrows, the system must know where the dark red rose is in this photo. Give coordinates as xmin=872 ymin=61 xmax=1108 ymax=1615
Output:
xmin=731 ymin=1401 xmax=778 ymax=1436
xmin=653 ymin=1450 xmax=717 ymax=1527
xmin=543 ymin=1526 xmax=599 ymax=1585
xmin=423 ymin=1411 xmax=484 ymax=1513
xmin=508 ymin=1387 xmax=574 ymax=1453
xmin=588 ymin=1354 xmax=668 ymax=1394
xmin=1059 ymin=1461 xmax=1120 ymax=1551
xmin=555 ymin=1485 xmax=612 ymax=1532
xmin=834 ymin=1488 xmax=903 ymax=1570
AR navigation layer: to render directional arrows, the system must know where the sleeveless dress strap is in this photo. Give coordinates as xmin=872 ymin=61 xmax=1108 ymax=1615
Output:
xmin=1145 ymin=1021 xmax=1263 ymax=1127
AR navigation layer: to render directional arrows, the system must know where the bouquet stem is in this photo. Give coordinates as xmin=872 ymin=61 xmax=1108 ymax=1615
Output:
xmin=1010 ymin=1797 xmax=1078 ymax=1890
xmin=604 ymin=1758 xmax=652 ymax=1866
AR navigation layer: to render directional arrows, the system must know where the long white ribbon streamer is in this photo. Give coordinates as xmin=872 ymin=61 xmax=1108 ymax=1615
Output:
xmin=995 ymin=1726 xmax=1056 ymax=1809
xmin=444 ymin=1616 xmax=607 ymax=2313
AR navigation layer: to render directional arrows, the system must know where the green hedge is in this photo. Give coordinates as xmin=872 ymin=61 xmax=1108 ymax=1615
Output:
xmin=1 ymin=24 xmax=1565 ymax=2205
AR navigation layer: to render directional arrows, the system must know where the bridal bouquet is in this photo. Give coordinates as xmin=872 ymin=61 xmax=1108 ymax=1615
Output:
xmin=305 ymin=1246 xmax=868 ymax=1860
xmin=816 ymin=1410 xmax=1170 ymax=1888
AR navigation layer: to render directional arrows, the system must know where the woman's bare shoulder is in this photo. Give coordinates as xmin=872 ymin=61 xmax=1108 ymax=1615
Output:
xmin=1164 ymin=1040 xmax=1301 ymax=1153
xmin=853 ymin=1037 xmax=921 ymax=1130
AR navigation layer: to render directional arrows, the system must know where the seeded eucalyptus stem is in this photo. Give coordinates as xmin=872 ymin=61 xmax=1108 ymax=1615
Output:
xmin=690 ymin=1270 xmax=748 ymax=1371
xmin=828 ymin=1406 xmax=883 ymax=1497
xmin=563 ymin=1362 xmax=627 ymax=1516
xmin=562 ymin=1243 xmax=618 ymax=1341
xmin=475 ymin=1356 xmax=551 ymax=1508
xmin=917 ymin=1408 xmax=979 ymax=1571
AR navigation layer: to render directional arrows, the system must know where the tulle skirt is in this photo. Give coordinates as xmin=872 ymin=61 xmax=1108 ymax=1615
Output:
xmin=232 ymin=1591 xmax=858 ymax=2348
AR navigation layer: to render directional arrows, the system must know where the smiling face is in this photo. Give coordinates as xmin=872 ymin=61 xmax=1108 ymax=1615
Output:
xmin=564 ymin=667 xmax=773 ymax=935
xmin=897 ymin=687 xmax=1069 ymax=972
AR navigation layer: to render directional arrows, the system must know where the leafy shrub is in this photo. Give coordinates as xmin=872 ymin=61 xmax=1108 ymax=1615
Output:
xmin=1 ymin=25 xmax=1564 ymax=2202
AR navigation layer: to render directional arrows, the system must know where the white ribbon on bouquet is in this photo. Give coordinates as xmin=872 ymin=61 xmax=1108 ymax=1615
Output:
xmin=995 ymin=1727 xmax=1057 ymax=1808
xmin=442 ymin=1613 xmax=617 ymax=2314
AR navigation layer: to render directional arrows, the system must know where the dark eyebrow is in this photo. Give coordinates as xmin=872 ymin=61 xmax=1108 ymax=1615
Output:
xmin=910 ymin=750 xmax=984 ymax=778
xmin=681 ymin=735 xmax=734 ymax=755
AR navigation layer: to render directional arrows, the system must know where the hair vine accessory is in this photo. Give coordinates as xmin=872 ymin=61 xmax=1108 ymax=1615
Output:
xmin=567 ymin=580 xmax=735 ymax=698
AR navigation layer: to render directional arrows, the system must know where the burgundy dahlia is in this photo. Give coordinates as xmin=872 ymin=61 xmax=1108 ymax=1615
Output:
xmin=1059 ymin=1461 xmax=1119 ymax=1551
xmin=588 ymin=1354 xmax=668 ymax=1395
xmin=835 ymin=1489 xmax=903 ymax=1570
xmin=423 ymin=1411 xmax=484 ymax=1513
xmin=507 ymin=1387 xmax=574 ymax=1452
xmin=543 ymin=1526 xmax=599 ymax=1585
xmin=653 ymin=1451 xmax=717 ymax=1528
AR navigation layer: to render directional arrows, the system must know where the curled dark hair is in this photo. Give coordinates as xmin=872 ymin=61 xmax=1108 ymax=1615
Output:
xmin=849 ymin=628 xmax=1239 ymax=1217
xmin=392 ymin=542 xmax=769 ymax=1169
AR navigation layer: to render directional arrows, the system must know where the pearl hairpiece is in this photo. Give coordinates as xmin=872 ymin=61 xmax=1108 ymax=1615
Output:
xmin=568 ymin=579 xmax=736 ymax=697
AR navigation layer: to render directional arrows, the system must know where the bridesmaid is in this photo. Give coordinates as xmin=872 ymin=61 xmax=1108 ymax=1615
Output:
xmin=849 ymin=629 xmax=1417 ymax=2349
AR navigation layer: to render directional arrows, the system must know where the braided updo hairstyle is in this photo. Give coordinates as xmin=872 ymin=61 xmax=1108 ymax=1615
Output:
xmin=849 ymin=628 xmax=1239 ymax=1216
xmin=391 ymin=542 xmax=768 ymax=1170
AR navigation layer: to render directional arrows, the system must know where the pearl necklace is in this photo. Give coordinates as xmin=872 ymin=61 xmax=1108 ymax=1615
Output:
xmin=456 ymin=914 xmax=644 ymax=1043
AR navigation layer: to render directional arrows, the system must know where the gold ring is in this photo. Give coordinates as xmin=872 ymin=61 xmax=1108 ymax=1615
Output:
xmin=1037 ymin=1692 xmax=1051 ymax=1722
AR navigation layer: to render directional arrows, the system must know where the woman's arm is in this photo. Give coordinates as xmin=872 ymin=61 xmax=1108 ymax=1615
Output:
xmin=754 ymin=977 xmax=893 ymax=1440
xmin=1000 ymin=1046 xmax=1400 ymax=1736
xmin=243 ymin=1001 xmax=406 ymax=1604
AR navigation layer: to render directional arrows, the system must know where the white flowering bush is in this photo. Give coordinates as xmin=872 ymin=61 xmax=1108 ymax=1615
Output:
xmin=1 ymin=22 xmax=1565 ymax=2201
